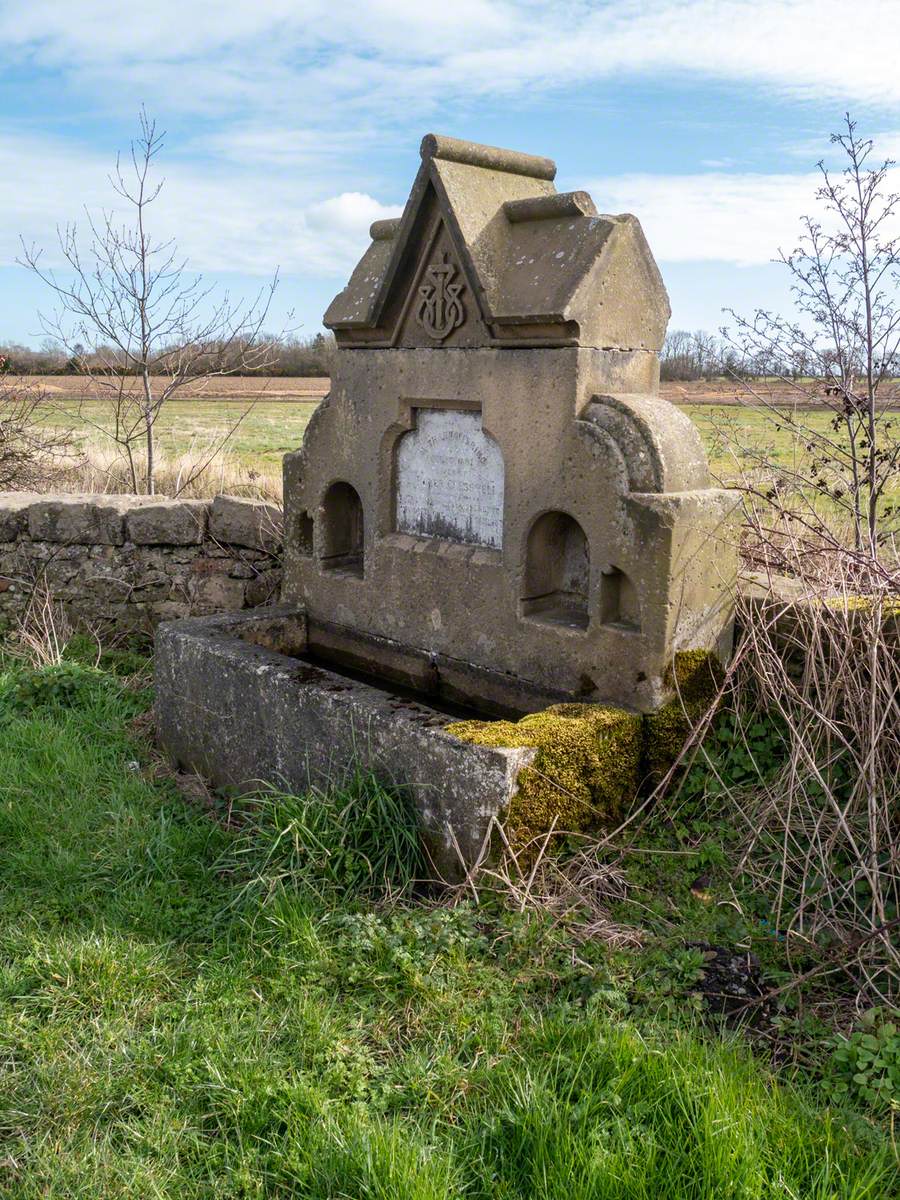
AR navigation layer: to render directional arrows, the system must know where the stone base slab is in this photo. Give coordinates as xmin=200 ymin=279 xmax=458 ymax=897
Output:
xmin=154 ymin=607 xmax=534 ymax=880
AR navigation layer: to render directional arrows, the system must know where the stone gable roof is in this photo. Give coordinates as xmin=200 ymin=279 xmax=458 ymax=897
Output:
xmin=324 ymin=133 xmax=671 ymax=351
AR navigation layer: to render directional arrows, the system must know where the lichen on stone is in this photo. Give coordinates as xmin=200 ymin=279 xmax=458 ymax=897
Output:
xmin=823 ymin=594 xmax=900 ymax=615
xmin=446 ymin=702 xmax=642 ymax=855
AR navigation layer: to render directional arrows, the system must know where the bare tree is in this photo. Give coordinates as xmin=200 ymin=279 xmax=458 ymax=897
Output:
xmin=19 ymin=108 xmax=283 ymax=495
xmin=692 ymin=117 xmax=900 ymax=1007
xmin=660 ymin=329 xmax=738 ymax=382
xmin=723 ymin=115 xmax=900 ymax=570
xmin=0 ymin=376 xmax=75 ymax=491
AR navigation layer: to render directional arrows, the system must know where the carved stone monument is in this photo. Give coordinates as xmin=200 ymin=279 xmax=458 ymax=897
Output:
xmin=282 ymin=133 xmax=735 ymax=715
xmin=156 ymin=134 xmax=738 ymax=877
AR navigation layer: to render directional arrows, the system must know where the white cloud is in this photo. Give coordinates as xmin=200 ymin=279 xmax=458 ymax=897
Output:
xmin=593 ymin=161 xmax=900 ymax=266
xmin=6 ymin=120 xmax=899 ymax=288
xmin=0 ymin=129 xmax=402 ymax=278
xmin=873 ymin=131 xmax=900 ymax=161
xmin=6 ymin=1 xmax=897 ymax=342
xmin=0 ymin=0 xmax=897 ymax=119
xmin=199 ymin=127 xmax=362 ymax=169
xmin=306 ymin=192 xmax=399 ymax=237
xmin=2 ymin=0 xmax=900 ymax=296
xmin=589 ymin=171 xmax=819 ymax=266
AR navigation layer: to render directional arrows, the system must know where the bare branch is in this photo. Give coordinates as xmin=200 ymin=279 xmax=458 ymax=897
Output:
xmin=17 ymin=108 xmax=286 ymax=495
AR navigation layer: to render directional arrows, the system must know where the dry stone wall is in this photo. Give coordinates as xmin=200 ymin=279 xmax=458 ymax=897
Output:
xmin=0 ymin=493 xmax=282 ymax=634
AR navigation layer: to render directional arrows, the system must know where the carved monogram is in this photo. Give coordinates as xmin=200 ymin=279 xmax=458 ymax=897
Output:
xmin=414 ymin=252 xmax=467 ymax=341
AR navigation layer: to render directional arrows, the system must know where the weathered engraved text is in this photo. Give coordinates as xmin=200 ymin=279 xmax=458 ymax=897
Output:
xmin=396 ymin=409 xmax=503 ymax=548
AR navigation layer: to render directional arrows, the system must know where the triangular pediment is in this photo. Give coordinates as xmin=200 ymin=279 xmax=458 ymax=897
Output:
xmin=391 ymin=198 xmax=489 ymax=348
xmin=324 ymin=163 xmax=493 ymax=347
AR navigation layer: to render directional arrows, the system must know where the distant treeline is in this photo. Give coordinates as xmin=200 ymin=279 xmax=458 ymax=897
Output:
xmin=0 ymin=328 xmax=821 ymax=382
xmin=660 ymin=330 xmax=833 ymax=382
xmin=0 ymin=332 xmax=338 ymax=377
xmin=661 ymin=330 xmax=725 ymax=381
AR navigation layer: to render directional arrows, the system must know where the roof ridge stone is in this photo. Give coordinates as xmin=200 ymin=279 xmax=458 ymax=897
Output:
xmin=503 ymin=191 xmax=598 ymax=223
xmin=420 ymin=133 xmax=556 ymax=181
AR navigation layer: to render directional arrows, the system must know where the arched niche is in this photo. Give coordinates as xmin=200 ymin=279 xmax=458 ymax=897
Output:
xmin=319 ymin=481 xmax=364 ymax=578
xmin=521 ymin=511 xmax=589 ymax=630
xmin=292 ymin=509 xmax=314 ymax=557
xmin=599 ymin=566 xmax=640 ymax=631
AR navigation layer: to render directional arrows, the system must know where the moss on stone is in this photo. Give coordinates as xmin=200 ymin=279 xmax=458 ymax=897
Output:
xmin=643 ymin=650 xmax=724 ymax=781
xmin=447 ymin=651 xmax=722 ymax=856
xmin=663 ymin=649 xmax=724 ymax=701
xmin=446 ymin=702 xmax=642 ymax=856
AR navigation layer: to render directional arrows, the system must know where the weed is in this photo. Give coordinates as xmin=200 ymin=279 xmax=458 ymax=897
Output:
xmin=676 ymin=708 xmax=788 ymax=816
xmin=825 ymin=1009 xmax=900 ymax=1113
xmin=631 ymin=945 xmax=708 ymax=1016
xmin=63 ymin=632 xmax=152 ymax=678
xmin=6 ymin=661 xmax=112 ymax=713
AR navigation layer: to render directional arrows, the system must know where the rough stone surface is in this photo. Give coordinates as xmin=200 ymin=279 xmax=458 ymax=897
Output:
xmin=127 ymin=499 xmax=208 ymax=545
xmin=324 ymin=133 xmax=671 ymax=352
xmin=155 ymin=608 xmax=534 ymax=880
xmin=0 ymin=492 xmax=39 ymax=542
xmin=0 ymin=493 xmax=281 ymax=633
xmin=28 ymin=494 xmax=135 ymax=545
xmin=210 ymin=495 xmax=283 ymax=552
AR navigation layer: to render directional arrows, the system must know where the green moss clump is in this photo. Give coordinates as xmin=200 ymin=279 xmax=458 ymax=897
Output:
xmin=643 ymin=650 xmax=724 ymax=781
xmin=447 ymin=703 xmax=642 ymax=856
xmin=447 ymin=651 xmax=723 ymax=855
xmin=663 ymin=650 xmax=724 ymax=703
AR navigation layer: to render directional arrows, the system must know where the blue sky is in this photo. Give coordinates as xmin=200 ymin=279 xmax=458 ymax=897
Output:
xmin=0 ymin=0 xmax=897 ymax=346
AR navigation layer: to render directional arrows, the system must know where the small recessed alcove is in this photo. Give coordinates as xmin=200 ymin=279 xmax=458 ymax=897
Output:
xmin=599 ymin=565 xmax=640 ymax=630
xmin=294 ymin=510 xmax=314 ymax=557
xmin=319 ymin=482 xmax=364 ymax=578
xmin=521 ymin=511 xmax=590 ymax=630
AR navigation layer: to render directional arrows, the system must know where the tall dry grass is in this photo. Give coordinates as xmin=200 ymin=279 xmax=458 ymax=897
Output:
xmin=731 ymin=534 xmax=899 ymax=1006
xmin=53 ymin=442 xmax=283 ymax=503
xmin=6 ymin=578 xmax=75 ymax=668
xmin=649 ymin=501 xmax=900 ymax=1009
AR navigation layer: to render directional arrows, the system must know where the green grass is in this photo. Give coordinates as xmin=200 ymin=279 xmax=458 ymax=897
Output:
xmin=32 ymin=396 xmax=876 ymax=478
xmin=37 ymin=398 xmax=320 ymax=469
xmin=0 ymin=657 xmax=895 ymax=1197
xmin=679 ymin=403 xmax=900 ymax=490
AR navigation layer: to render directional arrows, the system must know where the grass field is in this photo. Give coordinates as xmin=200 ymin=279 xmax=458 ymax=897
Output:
xmin=59 ymin=397 xmax=319 ymax=469
xmin=42 ymin=399 xmax=846 ymax=471
xmin=29 ymin=380 xmax=887 ymax=504
xmin=0 ymin=650 xmax=894 ymax=1198
xmin=35 ymin=398 xmax=320 ymax=498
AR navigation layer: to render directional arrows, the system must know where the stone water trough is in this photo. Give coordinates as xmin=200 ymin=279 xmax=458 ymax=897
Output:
xmin=156 ymin=134 xmax=738 ymax=879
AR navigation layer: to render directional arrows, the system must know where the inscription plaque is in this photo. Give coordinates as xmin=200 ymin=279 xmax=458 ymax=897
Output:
xmin=395 ymin=408 xmax=503 ymax=548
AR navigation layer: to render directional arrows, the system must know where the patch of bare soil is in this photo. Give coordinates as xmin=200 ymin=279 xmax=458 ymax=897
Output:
xmin=20 ymin=375 xmax=331 ymax=401
xmin=661 ymin=378 xmax=900 ymax=407
xmin=18 ymin=374 xmax=900 ymax=409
